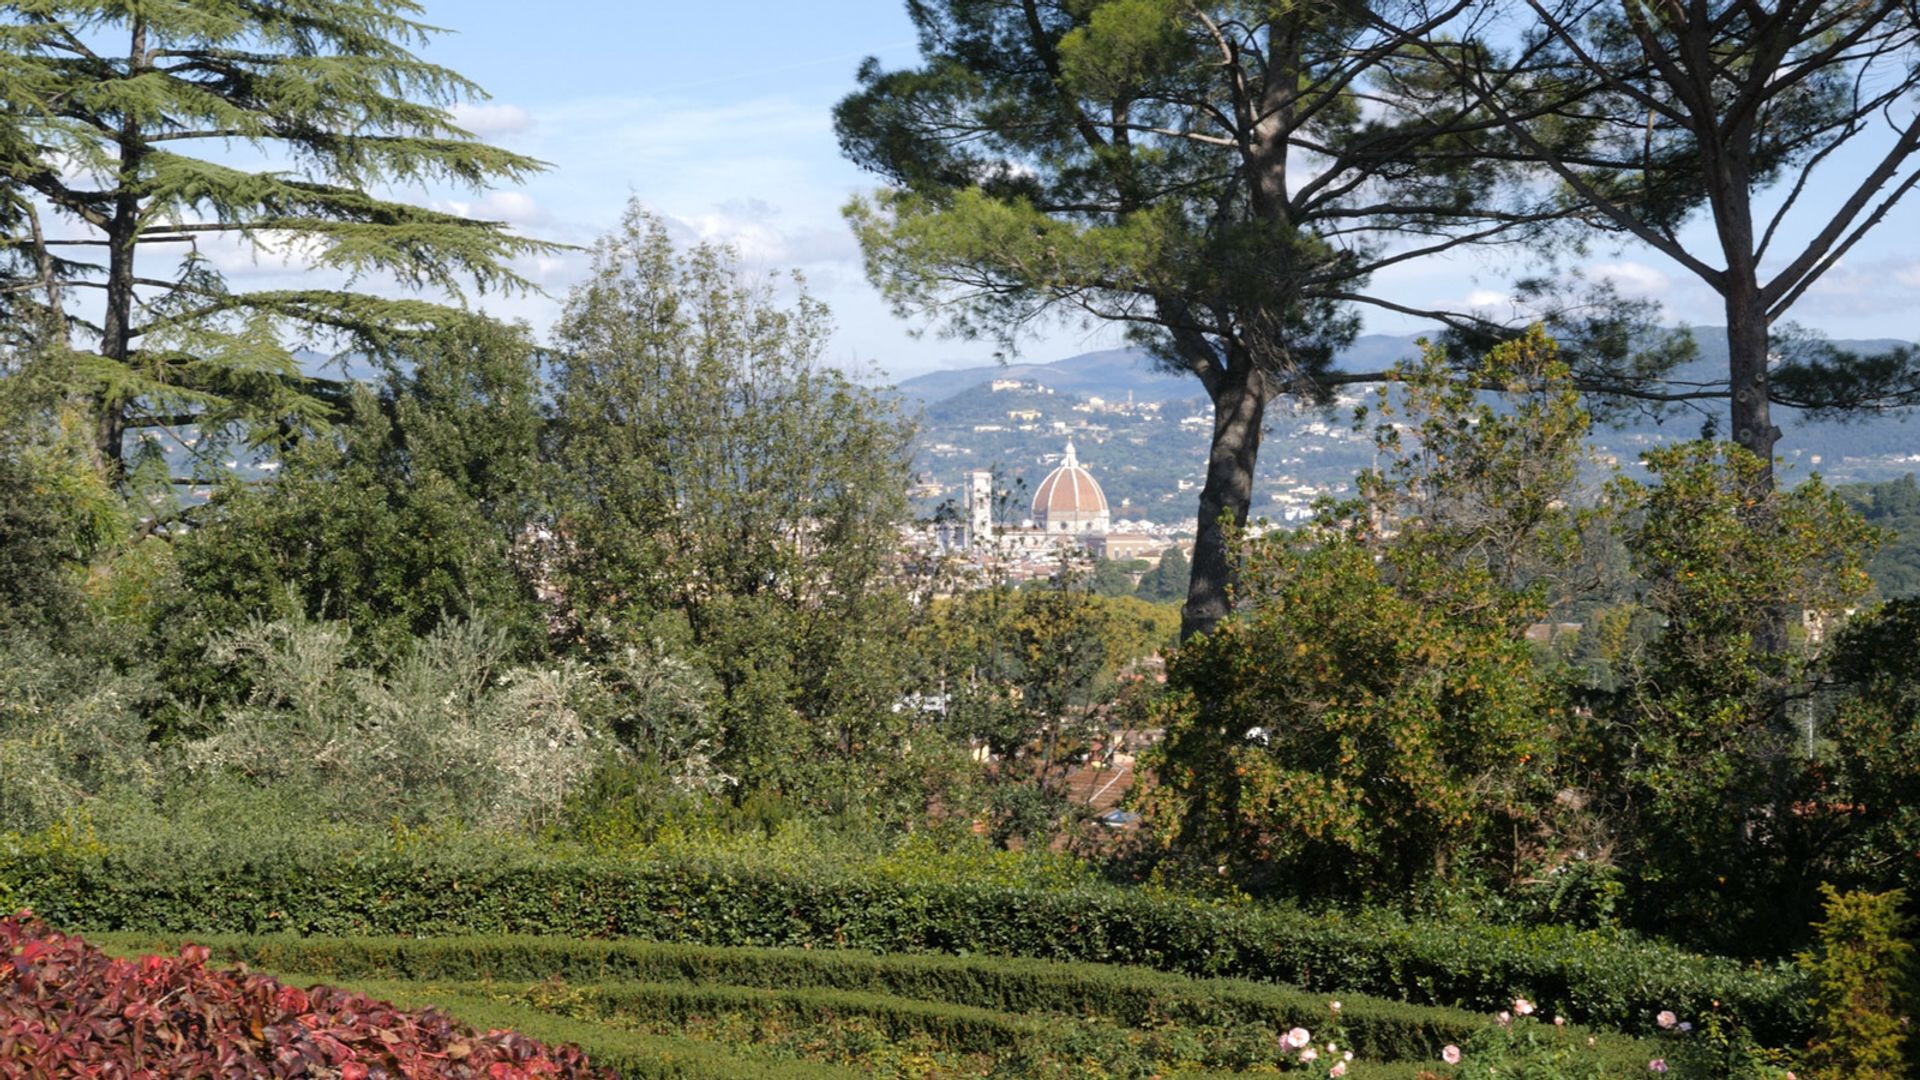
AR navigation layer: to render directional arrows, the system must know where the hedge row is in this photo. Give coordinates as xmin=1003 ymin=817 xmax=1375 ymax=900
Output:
xmin=90 ymin=934 xmax=1661 ymax=1077
xmin=5 ymin=843 xmax=1804 ymax=1041
xmin=88 ymin=934 xmax=1520 ymax=1063
xmin=316 ymin=980 xmax=862 ymax=1080
xmin=216 ymin=974 xmax=1450 ymax=1080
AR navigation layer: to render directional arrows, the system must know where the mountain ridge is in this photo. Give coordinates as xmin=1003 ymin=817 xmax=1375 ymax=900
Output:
xmin=894 ymin=328 xmax=1916 ymax=408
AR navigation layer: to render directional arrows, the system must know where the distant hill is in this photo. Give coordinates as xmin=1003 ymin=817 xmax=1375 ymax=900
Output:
xmin=897 ymin=327 xmax=1915 ymax=414
xmin=895 ymin=348 xmax=1185 ymax=405
xmin=895 ymin=334 xmax=1430 ymax=406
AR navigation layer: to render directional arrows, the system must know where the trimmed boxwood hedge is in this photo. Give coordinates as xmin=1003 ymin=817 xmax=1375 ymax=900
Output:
xmin=6 ymin=842 xmax=1804 ymax=1043
xmin=89 ymin=934 xmax=1492 ymax=1061
xmin=88 ymin=934 xmax=1661 ymax=1074
xmin=182 ymin=973 xmax=1468 ymax=1079
xmin=307 ymin=980 xmax=865 ymax=1080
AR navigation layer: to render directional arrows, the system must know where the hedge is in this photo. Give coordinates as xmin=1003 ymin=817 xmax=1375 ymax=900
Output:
xmin=89 ymin=934 xmax=1523 ymax=1063
xmin=4 ymin=841 xmax=1804 ymax=1042
xmin=92 ymin=934 xmax=1669 ymax=1077
xmin=310 ymin=980 xmax=864 ymax=1080
xmin=184 ymin=975 xmax=1453 ymax=1080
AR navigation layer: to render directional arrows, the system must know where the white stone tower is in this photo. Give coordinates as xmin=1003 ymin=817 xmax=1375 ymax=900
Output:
xmin=964 ymin=469 xmax=994 ymax=549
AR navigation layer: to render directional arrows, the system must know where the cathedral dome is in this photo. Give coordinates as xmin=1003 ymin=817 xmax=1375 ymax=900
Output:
xmin=1031 ymin=440 xmax=1111 ymax=534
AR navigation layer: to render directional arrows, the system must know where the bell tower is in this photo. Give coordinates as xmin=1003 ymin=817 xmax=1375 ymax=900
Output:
xmin=965 ymin=469 xmax=993 ymax=548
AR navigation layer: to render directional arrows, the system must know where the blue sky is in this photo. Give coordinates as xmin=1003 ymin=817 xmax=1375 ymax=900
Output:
xmin=380 ymin=1 xmax=1920 ymax=381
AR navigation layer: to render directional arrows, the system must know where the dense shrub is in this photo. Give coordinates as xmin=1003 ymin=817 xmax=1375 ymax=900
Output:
xmin=1 ymin=829 xmax=1806 ymax=1043
xmin=1797 ymin=887 xmax=1918 ymax=1079
xmin=146 ymin=317 xmax=552 ymax=704
xmin=1143 ymin=333 xmax=1586 ymax=900
xmin=0 ymin=640 xmax=155 ymax=834
xmin=1823 ymin=599 xmax=1920 ymax=898
xmin=171 ymin=614 xmax=604 ymax=832
xmin=0 ymin=913 xmax=613 ymax=1078
xmin=1596 ymin=444 xmax=1882 ymax=953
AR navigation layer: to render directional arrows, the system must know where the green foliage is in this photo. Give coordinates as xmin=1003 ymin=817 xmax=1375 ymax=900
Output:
xmin=1431 ymin=1005 xmax=1791 ymax=1080
xmin=832 ymin=1 xmax=1536 ymax=375
xmin=0 ymin=640 xmax=155 ymax=833
xmin=1592 ymin=443 xmax=1882 ymax=951
xmin=918 ymin=569 xmax=1173 ymax=846
xmin=1796 ymin=887 xmax=1918 ymax=1079
xmin=1135 ymin=545 xmax=1191 ymax=603
xmin=1659 ymin=1006 xmax=1797 ymax=1080
xmin=0 ymin=0 xmax=561 ymax=477
xmin=1444 ymin=1012 xmax=1621 ymax=1079
xmin=0 ymin=448 xmax=90 ymax=638
xmin=1089 ymin=556 xmax=1147 ymax=598
xmin=299 ymin=981 xmax=866 ymax=1079
xmin=1836 ymin=475 xmax=1920 ymax=597
xmin=1143 ymin=332 xmax=1584 ymax=898
xmin=1821 ymin=599 xmax=1920 ymax=897
xmin=1147 ymin=530 xmax=1557 ymax=898
xmin=1623 ymin=444 xmax=1877 ymax=707
xmin=166 ymin=613 xmax=601 ymax=831
xmin=0 ymin=348 xmax=130 ymax=640
xmin=550 ymin=202 xmax=929 ymax=818
xmin=2 ymin=824 xmax=1808 ymax=1043
xmin=148 ymin=317 xmax=549 ymax=703
xmin=1359 ymin=328 xmax=1595 ymax=593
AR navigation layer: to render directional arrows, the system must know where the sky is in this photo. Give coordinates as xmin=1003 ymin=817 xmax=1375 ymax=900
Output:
xmin=244 ymin=2 xmax=1920 ymax=382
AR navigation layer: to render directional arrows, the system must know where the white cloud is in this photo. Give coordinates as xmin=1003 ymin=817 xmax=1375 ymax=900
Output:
xmin=1792 ymin=256 xmax=1920 ymax=319
xmin=196 ymin=229 xmax=329 ymax=275
xmin=665 ymin=199 xmax=858 ymax=267
xmin=1592 ymin=260 xmax=1671 ymax=296
xmin=450 ymin=102 xmax=535 ymax=137
xmin=443 ymin=190 xmax=551 ymax=227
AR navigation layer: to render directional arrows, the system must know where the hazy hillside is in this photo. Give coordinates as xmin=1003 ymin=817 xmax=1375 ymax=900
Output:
xmin=895 ymin=334 xmax=1429 ymax=405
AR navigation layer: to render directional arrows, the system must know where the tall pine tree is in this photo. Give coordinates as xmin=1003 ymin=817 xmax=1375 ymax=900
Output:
xmin=1418 ymin=0 xmax=1920 ymax=487
xmin=0 ymin=1 xmax=557 ymax=481
xmin=835 ymin=0 xmax=1671 ymax=639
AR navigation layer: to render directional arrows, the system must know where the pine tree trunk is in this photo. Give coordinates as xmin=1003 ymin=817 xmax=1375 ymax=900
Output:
xmin=1181 ymin=367 xmax=1268 ymax=641
xmin=1725 ymin=279 xmax=1794 ymax=655
xmin=1725 ymin=282 xmax=1779 ymax=490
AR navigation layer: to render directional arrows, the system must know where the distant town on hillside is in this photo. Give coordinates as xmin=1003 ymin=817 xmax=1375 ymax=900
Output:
xmin=900 ymin=332 xmax=1920 ymax=528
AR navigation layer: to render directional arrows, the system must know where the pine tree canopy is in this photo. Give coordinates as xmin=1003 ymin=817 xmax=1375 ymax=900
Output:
xmin=0 ymin=0 xmax=562 ymax=478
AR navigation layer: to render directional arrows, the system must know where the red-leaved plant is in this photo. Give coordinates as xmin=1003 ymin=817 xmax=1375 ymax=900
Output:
xmin=1 ymin=911 xmax=614 ymax=1078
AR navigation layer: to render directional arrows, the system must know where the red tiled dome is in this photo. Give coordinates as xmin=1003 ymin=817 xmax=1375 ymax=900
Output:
xmin=1032 ymin=441 xmax=1109 ymax=528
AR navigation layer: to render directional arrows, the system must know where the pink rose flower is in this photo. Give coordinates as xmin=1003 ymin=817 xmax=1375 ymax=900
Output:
xmin=1657 ymin=1010 xmax=1678 ymax=1030
xmin=1513 ymin=998 xmax=1535 ymax=1016
xmin=1286 ymin=1027 xmax=1313 ymax=1049
xmin=1442 ymin=1045 xmax=1462 ymax=1065
xmin=1649 ymin=1059 xmax=1669 ymax=1073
